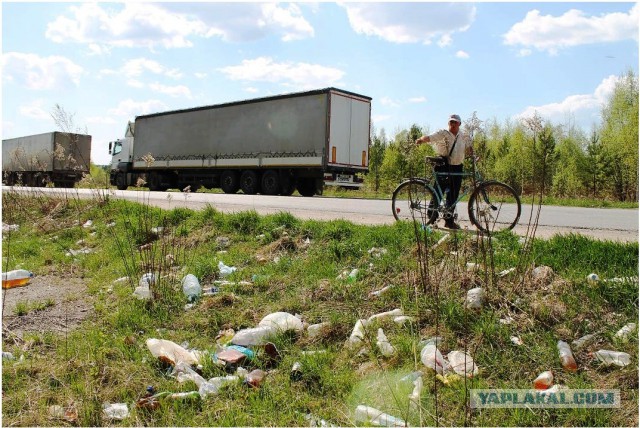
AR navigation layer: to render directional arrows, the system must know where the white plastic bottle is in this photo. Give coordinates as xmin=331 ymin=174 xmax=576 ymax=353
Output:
xmin=354 ymin=405 xmax=405 ymax=427
xmin=181 ymin=274 xmax=202 ymax=303
xmin=2 ymin=269 xmax=34 ymax=289
xmin=594 ymin=350 xmax=631 ymax=367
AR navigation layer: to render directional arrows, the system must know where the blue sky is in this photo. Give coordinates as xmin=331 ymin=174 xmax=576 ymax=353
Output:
xmin=2 ymin=2 xmax=638 ymax=165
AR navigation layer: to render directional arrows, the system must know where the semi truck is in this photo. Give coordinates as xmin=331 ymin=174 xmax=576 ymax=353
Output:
xmin=109 ymin=87 xmax=371 ymax=196
xmin=2 ymin=132 xmax=92 ymax=188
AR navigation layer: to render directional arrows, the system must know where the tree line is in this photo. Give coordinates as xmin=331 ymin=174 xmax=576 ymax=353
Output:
xmin=366 ymin=70 xmax=638 ymax=202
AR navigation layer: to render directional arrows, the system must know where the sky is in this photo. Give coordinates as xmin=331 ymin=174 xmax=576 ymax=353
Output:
xmin=2 ymin=2 xmax=638 ymax=165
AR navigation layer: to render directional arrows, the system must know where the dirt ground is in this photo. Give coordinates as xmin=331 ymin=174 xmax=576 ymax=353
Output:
xmin=1 ymin=275 xmax=94 ymax=342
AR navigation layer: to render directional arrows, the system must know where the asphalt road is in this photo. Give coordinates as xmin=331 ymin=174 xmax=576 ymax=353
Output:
xmin=4 ymin=187 xmax=638 ymax=242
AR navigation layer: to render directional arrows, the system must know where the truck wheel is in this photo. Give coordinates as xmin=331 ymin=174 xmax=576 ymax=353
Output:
xmin=221 ymin=171 xmax=239 ymax=194
xmin=116 ymin=173 xmax=128 ymax=190
xmin=261 ymin=170 xmax=280 ymax=195
xmin=240 ymin=170 xmax=259 ymax=195
xmin=296 ymin=178 xmax=316 ymax=197
xmin=147 ymin=173 xmax=161 ymax=191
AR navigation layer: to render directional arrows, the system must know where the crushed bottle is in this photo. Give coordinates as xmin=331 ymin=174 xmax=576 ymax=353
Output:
xmin=594 ymin=350 xmax=631 ymax=367
xmin=354 ymin=405 xmax=405 ymax=427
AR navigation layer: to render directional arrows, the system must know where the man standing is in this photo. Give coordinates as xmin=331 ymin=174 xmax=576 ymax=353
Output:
xmin=415 ymin=114 xmax=473 ymax=229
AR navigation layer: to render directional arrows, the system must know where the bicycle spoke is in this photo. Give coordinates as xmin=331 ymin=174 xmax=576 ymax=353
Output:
xmin=468 ymin=181 xmax=521 ymax=233
xmin=392 ymin=180 xmax=438 ymax=224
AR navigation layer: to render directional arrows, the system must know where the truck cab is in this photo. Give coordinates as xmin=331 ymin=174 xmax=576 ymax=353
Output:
xmin=109 ymin=122 xmax=135 ymax=190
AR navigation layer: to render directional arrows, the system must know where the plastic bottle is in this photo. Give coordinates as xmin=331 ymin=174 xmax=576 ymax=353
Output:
xmin=586 ymin=273 xmax=599 ymax=284
xmin=572 ymin=333 xmax=597 ymax=350
xmin=376 ymin=328 xmax=396 ymax=357
xmin=354 ymin=405 xmax=406 ymax=427
xmin=557 ymin=340 xmax=578 ymax=371
xmin=533 ymin=371 xmax=553 ymax=390
xmin=244 ymin=369 xmax=266 ymax=387
xmin=181 ymin=274 xmax=202 ymax=303
xmin=614 ymin=323 xmax=636 ymax=341
xmin=290 ymin=362 xmax=303 ymax=381
xmin=2 ymin=269 xmax=34 ymax=289
xmin=230 ymin=325 xmax=277 ymax=347
xmin=594 ymin=350 xmax=631 ymax=367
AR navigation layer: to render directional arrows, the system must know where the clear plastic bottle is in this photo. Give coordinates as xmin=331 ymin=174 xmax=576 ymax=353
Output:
xmin=2 ymin=269 xmax=34 ymax=289
xmin=557 ymin=340 xmax=578 ymax=371
xmin=181 ymin=274 xmax=202 ymax=303
xmin=533 ymin=370 xmax=553 ymax=390
xmin=354 ymin=405 xmax=405 ymax=427
xmin=594 ymin=350 xmax=631 ymax=367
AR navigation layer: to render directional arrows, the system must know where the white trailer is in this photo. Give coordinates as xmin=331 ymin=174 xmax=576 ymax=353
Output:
xmin=2 ymin=132 xmax=92 ymax=187
xmin=109 ymin=88 xmax=371 ymax=196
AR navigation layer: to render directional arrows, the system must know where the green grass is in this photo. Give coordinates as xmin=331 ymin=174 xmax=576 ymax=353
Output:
xmin=2 ymin=189 xmax=638 ymax=426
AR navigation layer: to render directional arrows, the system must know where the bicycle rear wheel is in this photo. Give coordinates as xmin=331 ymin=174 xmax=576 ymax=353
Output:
xmin=468 ymin=181 xmax=521 ymax=233
xmin=392 ymin=179 xmax=438 ymax=223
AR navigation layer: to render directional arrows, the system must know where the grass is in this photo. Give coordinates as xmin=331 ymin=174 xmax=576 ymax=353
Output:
xmin=1 ymin=188 xmax=638 ymax=426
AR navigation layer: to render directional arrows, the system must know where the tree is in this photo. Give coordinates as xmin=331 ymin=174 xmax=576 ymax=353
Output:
xmin=599 ymin=69 xmax=639 ymax=201
xmin=368 ymin=127 xmax=387 ymax=192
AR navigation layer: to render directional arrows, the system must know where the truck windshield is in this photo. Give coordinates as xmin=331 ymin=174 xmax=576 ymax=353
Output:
xmin=113 ymin=142 xmax=122 ymax=155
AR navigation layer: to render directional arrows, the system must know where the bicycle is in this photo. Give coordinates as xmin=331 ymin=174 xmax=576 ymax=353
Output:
xmin=391 ymin=155 xmax=522 ymax=233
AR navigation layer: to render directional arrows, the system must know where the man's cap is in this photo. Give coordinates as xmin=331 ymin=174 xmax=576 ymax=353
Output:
xmin=449 ymin=114 xmax=461 ymax=123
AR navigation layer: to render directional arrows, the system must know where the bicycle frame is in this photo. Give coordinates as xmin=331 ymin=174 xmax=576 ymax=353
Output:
xmin=426 ymin=156 xmax=482 ymax=212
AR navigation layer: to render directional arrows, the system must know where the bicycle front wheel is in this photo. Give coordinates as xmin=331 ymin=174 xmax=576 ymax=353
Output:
xmin=468 ymin=181 xmax=521 ymax=233
xmin=392 ymin=179 xmax=438 ymax=223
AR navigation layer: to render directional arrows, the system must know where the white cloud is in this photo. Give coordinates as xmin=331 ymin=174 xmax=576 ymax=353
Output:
xmin=121 ymin=58 xmax=182 ymax=79
xmin=244 ymin=87 xmax=260 ymax=93
xmin=45 ymin=3 xmax=314 ymax=51
xmin=504 ymin=4 xmax=639 ymax=55
xmin=108 ymin=99 xmax=168 ymax=117
xmin=46 ymin=3 xmax=204 ymax=49
xmin=515 ymin=75 xmax=620 ymax=125
xmin=218 ymin=57 xmax=345 ymax=89
xmin=408 ymin=96 xmax=427 ymax=103
xmin=194 ymin=72 xmax=208 ymax=79
xmin=19 ymin=99 xmax=52 ymax=120
xmin=455 ymin=50 xmax=470 ymax=59
xmin=2 ymin=52 xmax=83 ymax=90
xmin=380 ymin=97 xmax=400 ymax=107
xmin=148 ymin=83 xmax=192 ymax=98
xmin=86 ymin=116 xmax=117 ymax=125
xmin=341 ymin=3 xmax=476 ymax=44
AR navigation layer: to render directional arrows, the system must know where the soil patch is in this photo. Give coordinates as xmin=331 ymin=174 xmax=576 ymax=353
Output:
xmin=1 ymin=274 xmax=93 ymax=340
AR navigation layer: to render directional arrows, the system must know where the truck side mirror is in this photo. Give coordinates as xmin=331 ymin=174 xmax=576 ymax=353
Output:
xmin=108 ymin=142 xmax=112 ymax=155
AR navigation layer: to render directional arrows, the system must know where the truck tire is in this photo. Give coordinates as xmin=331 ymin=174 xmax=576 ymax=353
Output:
xmin=240 ymin=170 xmax=259 ymax=195
xmin=147 ymin=172 xmax=161 ymax=191
xmin=296 ymin=178 xmax=316 ymax=197
xmin=221 ymin=170 xmax=239 ymax=194
xmin=116 ymin=173 xmax=128 ymax=190
xmin=261 ymin=170 xmax=280 ymax=195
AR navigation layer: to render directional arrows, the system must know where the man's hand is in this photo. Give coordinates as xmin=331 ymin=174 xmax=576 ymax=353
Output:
xmin=416 ymin=136 xmax=429 ymax=145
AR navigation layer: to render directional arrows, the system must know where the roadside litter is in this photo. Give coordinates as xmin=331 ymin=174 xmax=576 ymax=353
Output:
xmin=218 ymin=261 xmax=237 ymax=278
xmin=2 ymin=269 xmax=34 ymax=289
xmin=594 ymin=350 xmax=631 ymax=367
xmin=102 ymin=403 xmax=129 ymax=420
xmin=557 ymin=340 xmax=578 ymax=371
xmin=614 ymin=323 xmax=636 ymax=341
xmin=354 ymin=405 xmax=405 ymax=427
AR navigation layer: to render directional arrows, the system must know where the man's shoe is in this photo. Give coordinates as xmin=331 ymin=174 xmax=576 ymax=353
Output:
xmin=444 ymin=220 xmax=461 ymax=230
